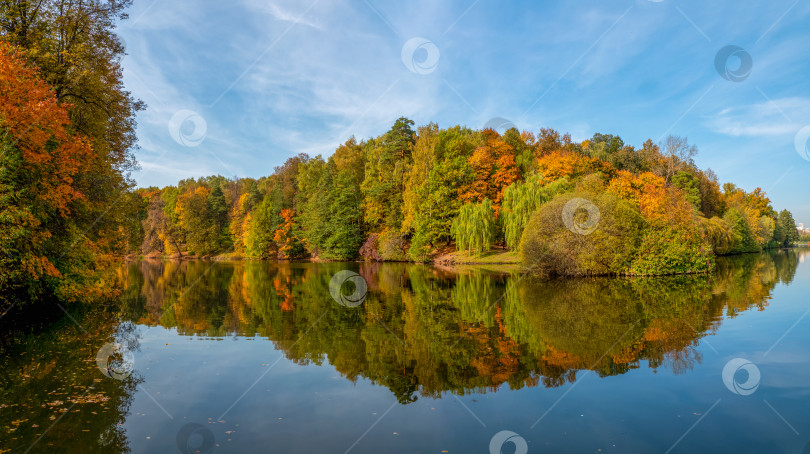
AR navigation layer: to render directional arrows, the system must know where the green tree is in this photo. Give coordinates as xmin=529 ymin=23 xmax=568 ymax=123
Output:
xmin=501 ymin=177 xmax=572 ymax=251
xmin=409 ymin=126 xmax=476 ymax=260
xmin=778 ymin=209 xmax=799 ymax=247
xmin=362 ymin=117 xmax=415 ymax=232
xmin=176 ymin=186 xmax=219 ymax=256
xmin=451 ymin=199 xmax=496 ymax=255
xmin=521 ymin=189 xmax=646 ymax=276
xmin=671 ymin=171 xmax=701 ymax=209
xmin=245 ymin=191 xmax=281 ymax=259
xmin=208 ymin=183 xmax=230 ymax=250
xmin=402 ymin=124 xmax=439 ymax=234
xmin=723 ymin=208 xmax=759 ymax=254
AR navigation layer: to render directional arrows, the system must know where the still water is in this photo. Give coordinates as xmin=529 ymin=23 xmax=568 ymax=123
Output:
xmin=2 ymin=250 xmax=810 ymax=453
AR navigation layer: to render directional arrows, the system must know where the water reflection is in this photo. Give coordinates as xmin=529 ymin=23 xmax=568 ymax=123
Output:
xmin=0 ymin=312 xmax=140 ymax=453
xmin=114 ymin=249 xmax=805 ymax=403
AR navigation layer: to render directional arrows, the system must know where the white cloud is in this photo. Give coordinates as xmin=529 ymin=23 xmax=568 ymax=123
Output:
xmin=707 ymin=97 xmax=810 ymax=137
xmin=261 ymin=2 xmax=324 ymax=30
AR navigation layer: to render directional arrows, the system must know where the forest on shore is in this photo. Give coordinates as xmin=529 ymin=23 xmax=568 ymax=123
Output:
xmin=0 ymin=1 xmax=802 ymax=317
xmin=0 ymin=1 xmax=143 ymax=313
xmin=134 ymin=117 xmax=801 ymax=276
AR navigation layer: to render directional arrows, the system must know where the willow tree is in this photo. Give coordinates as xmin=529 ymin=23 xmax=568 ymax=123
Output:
xmin=501 ymin=178 xmax=572 ymax=251
xmin=451 ymin=199 xmax=496 ymax=255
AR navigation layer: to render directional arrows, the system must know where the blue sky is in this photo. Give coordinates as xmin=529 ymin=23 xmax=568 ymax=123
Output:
xmin=118 ymin=0 xmax=810 ymax=224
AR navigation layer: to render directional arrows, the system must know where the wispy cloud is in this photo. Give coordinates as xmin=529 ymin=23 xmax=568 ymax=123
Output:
xmin=707 ymin=97 xmax=810 ymax=137
xmin=259 ymin=2 xmax=324 ymax=30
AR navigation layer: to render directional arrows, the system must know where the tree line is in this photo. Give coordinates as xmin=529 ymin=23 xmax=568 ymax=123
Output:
xmin=0 ymin=0 xmax=802 ymax=315
xmin=134 ymin=118 xmax=800 ymax=275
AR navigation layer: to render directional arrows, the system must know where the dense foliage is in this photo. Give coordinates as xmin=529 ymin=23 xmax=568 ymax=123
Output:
xmin=0 ymin=1 xmax=143 ymax=312
xmin=135 ymin=118 xmax=800 ymax=277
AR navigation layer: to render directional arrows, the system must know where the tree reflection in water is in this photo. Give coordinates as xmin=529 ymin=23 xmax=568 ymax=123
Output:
xmin=113 ymin=249 xmax=804 ymax=404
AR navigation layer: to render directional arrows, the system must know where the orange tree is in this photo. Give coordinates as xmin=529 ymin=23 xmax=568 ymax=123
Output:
xmin=273 ymin=209 xmax=306 ymax=259
xmin=0 ymin=43 xmax=107 ymax=309
xmin=461 ymin=129 xmax=519 ymax=213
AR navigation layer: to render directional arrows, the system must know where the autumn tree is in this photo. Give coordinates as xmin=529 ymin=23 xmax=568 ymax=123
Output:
xmin=273 ymin=209 xmax=306 ymax=259
xmin=0 ymin=0 xmax=144 ymax=255
xmin=0 ymin=43 xmax=97 ymax=309
xmin=229 ymin=179 xmax=262 ymax=253
xmin=461 ymin=129 xmax=519 ymax=212
xmin=537 ymin=150 xmax=613 ymax=182
xmin=533 ymin=127 xmax=575 ymax=157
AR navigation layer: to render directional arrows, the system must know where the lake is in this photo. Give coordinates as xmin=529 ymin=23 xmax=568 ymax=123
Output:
xmin=2 ymin=249 xmax=810 ymax=453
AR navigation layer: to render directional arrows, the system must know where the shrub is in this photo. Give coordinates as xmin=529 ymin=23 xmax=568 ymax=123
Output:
xmin=520 ymin=191 xmax=645 ymax=276
xmin=630 ymin=224 xmax=714 ymax=275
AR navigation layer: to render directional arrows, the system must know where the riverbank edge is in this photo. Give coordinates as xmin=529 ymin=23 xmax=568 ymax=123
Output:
xmin=125 ymin=245 xmax=808 ymax=275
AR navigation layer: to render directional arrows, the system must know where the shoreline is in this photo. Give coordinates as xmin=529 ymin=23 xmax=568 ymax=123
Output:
xmin=124 ymin=246 xmax=808 ymax=276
